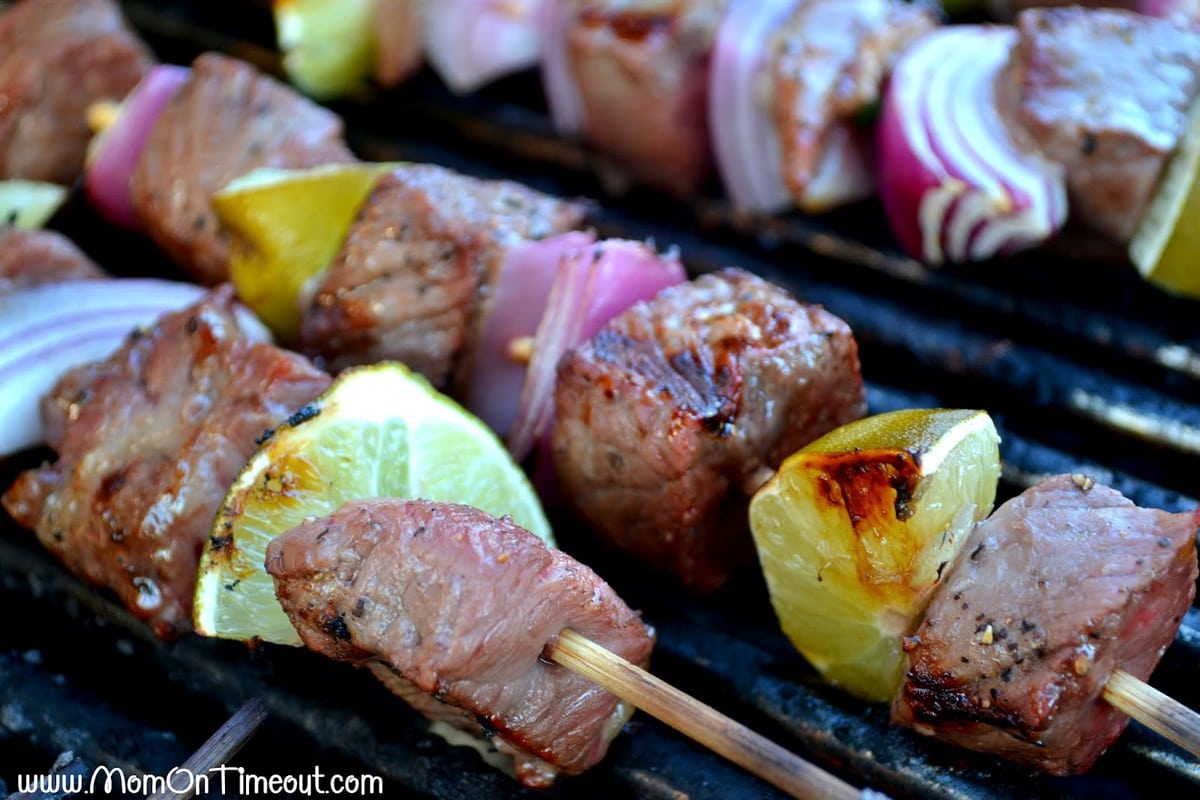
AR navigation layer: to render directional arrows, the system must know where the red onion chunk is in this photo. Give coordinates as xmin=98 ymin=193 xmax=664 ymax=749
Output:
xmin=84 ymin=65 xmax=191 ymax=230
xmin=0 ymin=278 xmax=269 ymax=458
xmin=425 ymin=0 xmax=545 ymax=94
xmin=1140 ymin=0 xmax=1200 ymax=20
xmin=467 ymin=230 xmax=597 ymax=436
xmin=709 ymin=0 xmax=797 ymax=212
xmin=507 ymin=239 xmax=687 ymax=462
xmin=877 ymin=26 xmax=1067 ymax=265
xmin=540 ymin=0 xmax=584 ymax=133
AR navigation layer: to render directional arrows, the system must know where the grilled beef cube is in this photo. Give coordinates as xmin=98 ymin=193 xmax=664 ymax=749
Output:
xmin=0 ymin=227 xmax=104 ymax=295
xmin=1 ymin=286 xmax=330 ymax=639
xmin=130 ymin=52 xmax=356 ymax=286
xmin=999 ymin=8 xmax=1200 ymax=243
xmin=771 ymin=0 xmax=937 ymax=211
xmin=374 ymin=0 xmax=424 ymax=87
xmin=267 ymin=498 xmax=655 ymax=788
xmin=563 ymin=0 xmax=730 ymax=195
xmin=552 ymin=268 xmax=867 ymax=592
xmin=298 ymin=163 xmax=587 ymax=387
xmin=893 ymin=474 xmax=1199 ymax=775
xmin=0 ymin=0 xmax=152 ymax=185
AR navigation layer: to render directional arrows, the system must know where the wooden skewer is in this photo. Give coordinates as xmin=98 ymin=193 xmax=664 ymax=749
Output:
xmin=507 ymin=335 xmax=535 ymax=366
xmin=1104 ymin=669 xmax=1200 ymax=759
xmin=547 ymin=628 xmax=879 ymax=800
xmin=86 ymin=100 xmax=122 ymax=136
xmin=148 ymin=697 xmax=268 ymax=800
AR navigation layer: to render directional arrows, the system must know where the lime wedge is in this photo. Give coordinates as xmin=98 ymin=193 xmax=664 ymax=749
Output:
xmin=275 ymin=0 xmax=377 ymax=99
xmin=194 ymin=362 xmax=554 ymax=645
xmin=1129 ymin=96 xmax=1200 ymax=298
xmin=749 ymin=408 xmax=1001 ymax=702
xmin=0 ymin=180 xmax=68 ymax=229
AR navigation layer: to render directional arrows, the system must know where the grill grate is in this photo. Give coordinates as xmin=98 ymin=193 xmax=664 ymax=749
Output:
xmin=4 ymin=1 xmax=1200 ymax=797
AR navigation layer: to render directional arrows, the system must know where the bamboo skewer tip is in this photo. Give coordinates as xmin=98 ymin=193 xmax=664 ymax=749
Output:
xmin=1104 ymin=669 xmax=1200 ymax=760
xmin=547 ymin=628 xmax=880 ymax=800
xmin=147 ymin=697 xmax=268 ymax=800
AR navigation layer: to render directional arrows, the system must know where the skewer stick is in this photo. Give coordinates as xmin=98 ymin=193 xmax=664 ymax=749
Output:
xmin=147 ymin=697 xmax=268 ymax=800
xmin=87 ymin=100 xmax=121 ymax=135
xmin=547 ymin=628 xmax=877 ymax=800
xmin=1104 ymin=669 xmax=1200 ymax=759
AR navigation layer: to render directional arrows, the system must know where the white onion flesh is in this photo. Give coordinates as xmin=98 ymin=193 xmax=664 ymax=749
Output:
xmin=425 ymin=0 xmax=545 ymax=94
xmin=876 ymin=25 xmax=1067 ymax=265
xmin=539 ymin=0 xmax=584 ymax=133
xmin=506 ymin=239 xmax=687 ymax=462
xmin=84 ymin=65 xmax=191 ymax=230
xmin=0 ymin=279 xmax=269 ymax=458
xmin=708 ymin=0 xmax=796 ymax=212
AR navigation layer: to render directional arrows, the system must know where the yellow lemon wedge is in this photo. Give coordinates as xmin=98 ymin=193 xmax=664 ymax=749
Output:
xmin=748 ymin=408 xmax=1001 ymax=702
xmin=274 ymin=0 xmax=377 ymax=99
xmin=193 ymin=362 xmax=554 ymax=646
xmin=0 ymin=180 xmax=69 ymax=229
xmin=213 ymin=162 xmax=392 ymax=341
xmin=1129 ymin=97 xmax=1200 ymax=298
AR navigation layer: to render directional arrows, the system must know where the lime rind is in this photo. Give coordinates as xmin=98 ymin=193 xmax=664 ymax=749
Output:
xmin=194 ymin=363 xmax=554 ymax=645
xmin=1129 ymin=95 xmax=1200 ymax=298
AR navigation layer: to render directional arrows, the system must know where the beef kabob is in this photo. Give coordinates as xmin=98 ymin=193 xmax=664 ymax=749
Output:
xmin=253 ymin=0 xmax=1200 ymax=293
xmin=736 ymin=401 xmax=1200 ymax=772
xmin=0 ymin=272 xmax=877 ymax=796
xmin=541 ymin=1 xmax=1200 ymax=296
xmin=4 ymin=29 xmax=1195 ymax=786
xmin=893 ymin=472 xmax=1200 ymax=774
xmin=271 ymin=0 xmax=553 ymax=99
xmin=2 ymin=287 xmax=331 ymax=638
xmin=1 ymin=45 xmax=882 ymax=793
xmin=0 ymin=0 xmax=152 ymax=186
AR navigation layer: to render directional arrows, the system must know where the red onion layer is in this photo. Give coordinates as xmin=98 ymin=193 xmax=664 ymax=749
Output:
xmin=876 ymin=25 xmax=1067 ymax=265
xmin=84 ymin=64 xmax=191 ymax=230
xmin=507 ymin=239 xmax=687 ymax=463
xmin=467 ymin=230 xmax=597 ymax=437
xmin=0 ymin=279 xmax=268 ymax=458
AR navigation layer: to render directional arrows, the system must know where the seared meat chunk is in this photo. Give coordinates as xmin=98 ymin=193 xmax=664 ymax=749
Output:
xmin=2 ymin=286 xmax=330 ymax=639
xmin=0 ymin=0 xmax=152 ymax=184
xmin=267 ymin=498 xmax=654 ymax=788
xmin=0 ymin=227 xmax=104 ymax=295
xmin=1000 ymin=8 xmax=1200 ymax=242
xmin=299 ymin=163 xmax=587 ymax=386
xmin=562 ymin=0 xmax=730 ymax=195
xmin=553 ymin=268 xmax=867 ymax=592
xmin=893 ymin=474 xmax=1199 ymax=775
xmin=771 ymin=0 xmax=937 ymax=211
xmin=130 ymin=52 xmax=356 ymax=285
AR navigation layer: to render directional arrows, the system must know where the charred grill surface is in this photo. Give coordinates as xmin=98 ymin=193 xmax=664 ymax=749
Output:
xmin=4 ymin=1 xmax=1200 ymax=798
